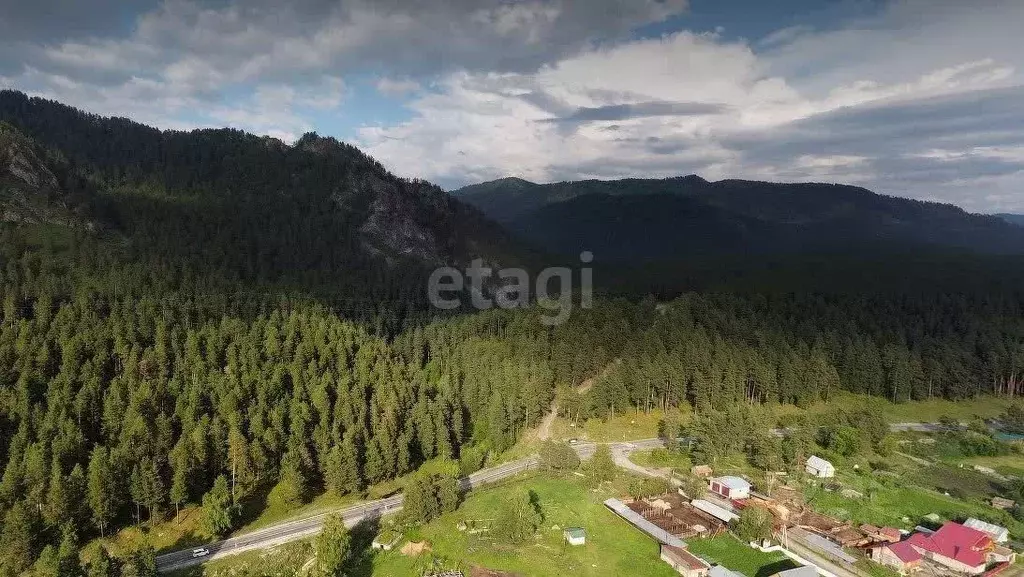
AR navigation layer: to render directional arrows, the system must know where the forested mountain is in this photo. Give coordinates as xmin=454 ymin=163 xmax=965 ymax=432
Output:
xmin=0 ymin=90 xmax=529 ymax=286
xmin=3 ymin=91 xmax=1024 ymax=576
xmin=0 ymin=122 xmax=96 ymax=229
xmin=455 ymin=176 xmax=1024 ymax=259
xmin=0 ymin=91 xmax=558 ymax=576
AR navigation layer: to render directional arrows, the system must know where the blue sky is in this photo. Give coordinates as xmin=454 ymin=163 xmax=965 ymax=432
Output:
xmin=1 ymin=0 xmax=1023 ymax=212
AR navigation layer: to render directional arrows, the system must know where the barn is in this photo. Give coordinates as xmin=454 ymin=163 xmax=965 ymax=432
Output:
xmin=709 ymin=476 xmax=751 ymax=500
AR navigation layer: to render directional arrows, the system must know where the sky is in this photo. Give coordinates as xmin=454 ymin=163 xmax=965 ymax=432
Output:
xmin=1 ymin=0 xmax=1023 ymax=212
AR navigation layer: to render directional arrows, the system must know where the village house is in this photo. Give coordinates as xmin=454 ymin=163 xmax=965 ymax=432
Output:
xmin=660 ymin=544 xmax=711 ymax=577
xmin=709 ymin=476 xmax=751 ymax=500
xmin=871 ymin=540 xmax=923 ymax=575
xmin=903 ymin=521 xmax=1015 ymax=575
xmin=805 ymin=455 xmax=835 ymax=478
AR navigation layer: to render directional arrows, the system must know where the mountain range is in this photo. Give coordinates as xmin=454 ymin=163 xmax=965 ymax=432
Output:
xmin=0 ymin=90 xmax=534 ymax=309
xmin=455 ymin=176 xmax=1024 ymax=261
xmin=4 ymin=87 xmax=1024 ymax=284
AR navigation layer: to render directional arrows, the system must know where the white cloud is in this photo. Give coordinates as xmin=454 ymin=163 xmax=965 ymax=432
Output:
xmin=2 ymin=0 xmax=1024 ymax=211
xmin=207 ymin=77 xmax=346 ymax=143
xmin=1 ymin=0 xmax=689 ymax=152
xmin=375 ymin=78 xmax=422 ymax=97
xmin=357 ymin=2 xmax=1024 ymax=211
xmin=759 ymin=25 xmax=813 ymax=48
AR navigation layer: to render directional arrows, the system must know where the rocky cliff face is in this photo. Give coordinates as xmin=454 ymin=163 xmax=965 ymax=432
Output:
xmin=347 ymin=171 xmax=444 ymax=263
xmin=0 ymin=123 xmax=91 ymax=228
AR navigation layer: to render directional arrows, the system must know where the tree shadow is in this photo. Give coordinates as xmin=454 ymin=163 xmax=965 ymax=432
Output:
xmin=345 ymin=517 xmax=381 ymax=577
xmin=755 ymin=559 xmax=799 ymax=577
xmin=233 ymin=482 xmax=273 ymax=529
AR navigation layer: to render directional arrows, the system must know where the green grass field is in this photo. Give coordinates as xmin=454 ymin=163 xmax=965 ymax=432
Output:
xmin=548 ymin=407 xmax=690 ymax=443
xmin=686 ymin=535 xmax=797 ymax=577
xmin=630 ymin=448 xmax=693 ymax=471
xmin=233 ymin=483 xmax=362 ymax=535
xmin=964 ymin=454 xmax=1024 ymax=477
xmin=93 ymin=506 xmax=206 ymax=560
xmin=909 ymin=463 xmax=1004 ymax=501
xmin=370 ymin=474 xmax=682 ymax=577
xmin=549 ymin=395 xmax=1017 ymax=444
xmin=801 ymin=456 xmax=1022 ymax=536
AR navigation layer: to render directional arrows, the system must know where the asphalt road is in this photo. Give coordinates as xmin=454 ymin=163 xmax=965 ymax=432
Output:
xmin=155 ymin=438 xmax=666 ymax=573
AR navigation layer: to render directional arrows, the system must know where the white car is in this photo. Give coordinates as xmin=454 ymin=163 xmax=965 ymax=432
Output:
xmin=192 ymin=548 xmax=210 ymax=558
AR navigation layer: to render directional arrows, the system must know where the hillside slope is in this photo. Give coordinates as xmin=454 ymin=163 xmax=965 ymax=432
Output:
xmin=0 ymin=90 xmax=530 ymax=285
xmin=456 ymin=176 xmax=1024 ymax=259
xmin=0 ymin=122 xmax=96 ymax=228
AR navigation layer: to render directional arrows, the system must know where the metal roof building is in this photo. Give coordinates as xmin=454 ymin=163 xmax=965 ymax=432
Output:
xmin=772 ymin=566 xmax=818 ymax=577
xmin=805 ymin=455 xmax=835 ymax=478
xmin=604 ymin=498 xmax=687 ymax=548
xmin=964 ymin=518 xmax=1009 ymax=543
xmin=801 ymin=532 xmax=858 ymax=564
xmin=690 ymin=499 xmax=739 ymax=523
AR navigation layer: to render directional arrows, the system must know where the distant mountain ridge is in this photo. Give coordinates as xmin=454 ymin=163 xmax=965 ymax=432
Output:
xmin=997 ymin=213 xmax=1024 ymax=227
xmin=455 ymin=176 xmax=1024 ymax=260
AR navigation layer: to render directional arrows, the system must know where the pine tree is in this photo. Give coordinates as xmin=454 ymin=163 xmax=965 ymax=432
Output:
xmin=0 ymin=501 xmax=41 ymax=575
xmin=200 ymin=475 xmax=236 ymax=538
xmin=587 ymin=445 xmax=617 ymax=484
xmin=312 ymin=514 xmax=350 ymax=577
xmin=493 ymin=489 xmax=543 ymax=544
xmin=120 ymin=546 xmax=157 ymax=577
xmin=84 ymin=546 xmax=117 ymax=577
xmin=86 ymin=447 xmax=117 ymax=537
xmin=44 ymin=464 xmax=71 ymax=528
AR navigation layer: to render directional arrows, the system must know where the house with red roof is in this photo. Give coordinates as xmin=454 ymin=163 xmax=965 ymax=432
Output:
xmin=904 ymin=522 xmax=998 ymax=574
xmin=871 ymin=540 xmax=923 ymax=574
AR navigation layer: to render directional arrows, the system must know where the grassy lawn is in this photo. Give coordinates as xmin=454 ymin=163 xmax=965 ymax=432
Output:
xmin=371 ymin=474 xmax=682 ymax=577
xmin=686 ymin=535 xmax=796 ymax=577
xmin=909 ymin=463 xmax=1005 ymax=501
xmin=93 ymin=506 xmax=206 ymax=559
xmin=630 ymin=448 xmax=693 ymax=472
xmin=554 ymin=395 xmax=1016 ymax=444
xmin=964 ymin=455 xmax=1024 ymax=477
xmin=233 ymin=484 xmax=363 ymax=534
xmin=802 ymin=466 xmax=1022 ymax=536
xmin=548 ymin=407 xmax=690 ymax=443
